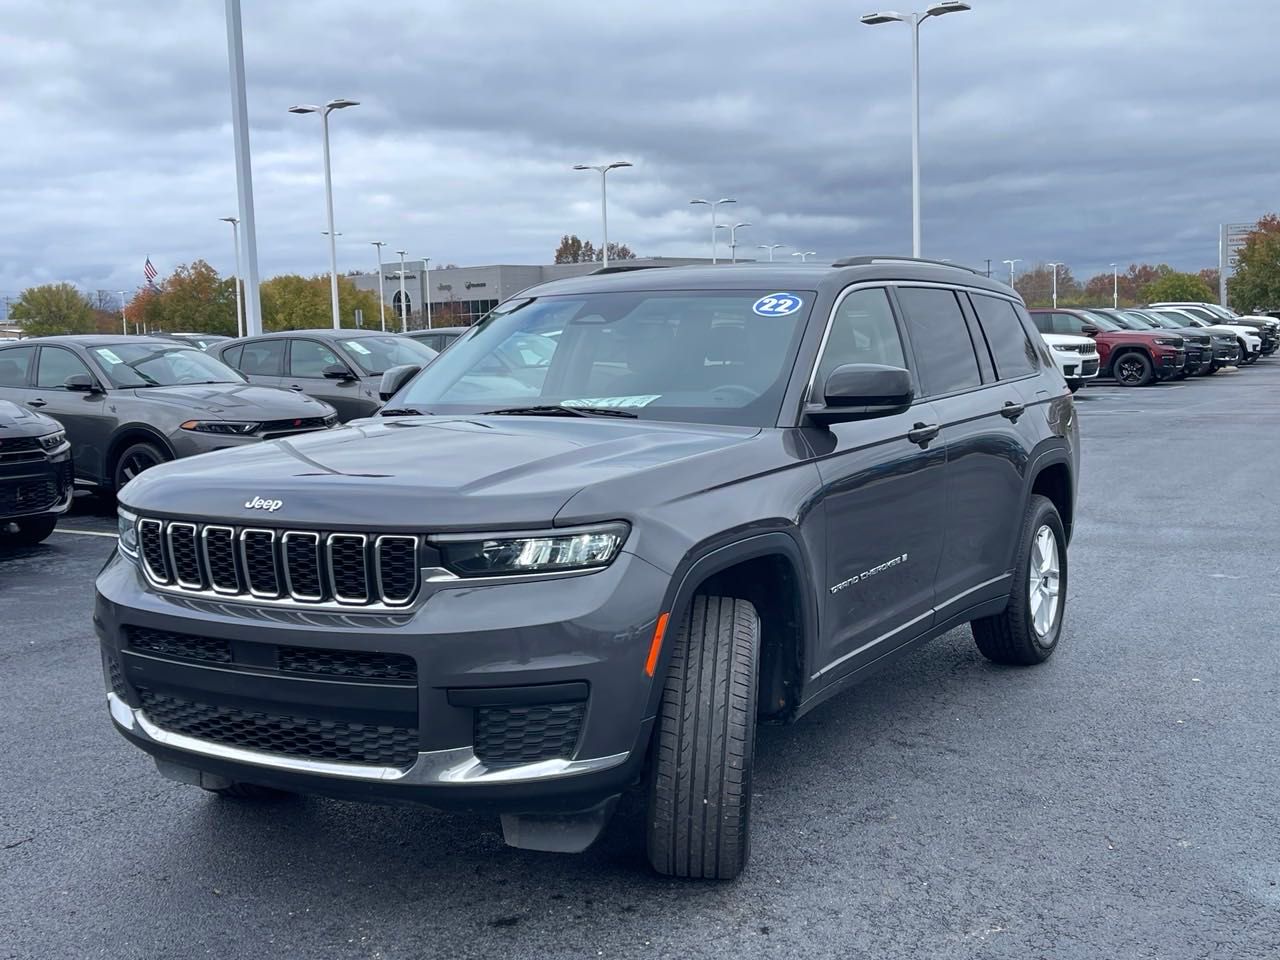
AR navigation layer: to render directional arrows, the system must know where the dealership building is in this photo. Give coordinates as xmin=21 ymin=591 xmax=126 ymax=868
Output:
xmin=350 ymin=257 xmax=724 ymax=329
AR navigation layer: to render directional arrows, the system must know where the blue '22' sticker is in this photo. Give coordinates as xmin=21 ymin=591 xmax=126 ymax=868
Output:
xmin=753 ymin=292 xmax=803 ymax=317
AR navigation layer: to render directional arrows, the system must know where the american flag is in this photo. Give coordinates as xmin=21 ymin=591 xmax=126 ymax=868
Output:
xmin=144 ymin=257 xmax=158 ymax=285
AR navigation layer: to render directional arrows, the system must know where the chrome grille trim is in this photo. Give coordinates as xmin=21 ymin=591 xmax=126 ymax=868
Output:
xmin=281 ymin=531 xmax=324 ymax=602
xmin=327 ymin=533 xmax=369 ymax=605
xmin=239 ymin=528 xmax=281 ymax=599
xmin=138 ymin=519 xmax=169 ymax=584
xmin=201 ymin=526 xmax=241 ymax=594
xmin=166 ymin=522 xmax=203 ymax=590
xmin=374 ymin=535 xmax=419 ymax=607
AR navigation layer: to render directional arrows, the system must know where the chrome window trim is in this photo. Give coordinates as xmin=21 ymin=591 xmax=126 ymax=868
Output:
xmin=326 ymin=533 xmax=370 ymax=604
xmin=200 ymin=525 xmax=241 ymax=594
xmin=374 ymin=534 xmax=419 ymax=606
xmin=165 ymin=522 xmax=204 ymax=590
xmin=281 ymin=531 xmax=324 ymax=602
xmin=239 ymin=527 xmax=281 ymax=599
xmin=138 ymin=518 xmax=169 ymax=584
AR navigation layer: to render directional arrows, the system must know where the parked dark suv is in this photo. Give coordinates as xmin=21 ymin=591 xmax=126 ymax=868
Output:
xmin=0 ymin=399 xmax=73 ymax=545
xmin=97 ymin=258 xmax=1079 ymax=880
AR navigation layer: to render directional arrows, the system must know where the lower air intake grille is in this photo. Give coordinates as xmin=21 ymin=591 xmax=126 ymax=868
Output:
xmin=137 ymin=688 xmax=419 ymax=767
xmin=277 ymin=645 xmax=417 ymax=683
xmin=107 ymin=655 xmax=127 ymax=697
xmin=0 ymin=478 xmax=59 ymax=515
xmin=126 ymin=626 xmax=232 ymax=663
xmin=474 ymin=702 xmax=585 ymax=767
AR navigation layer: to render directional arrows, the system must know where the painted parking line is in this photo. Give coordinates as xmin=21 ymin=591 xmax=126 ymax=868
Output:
xmin=52 ymin=529 xmax=118 ymax=539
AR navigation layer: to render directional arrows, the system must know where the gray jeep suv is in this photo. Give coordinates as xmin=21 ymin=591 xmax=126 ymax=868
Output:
xmin=96 ymin=258 xmax=1079 ymax=880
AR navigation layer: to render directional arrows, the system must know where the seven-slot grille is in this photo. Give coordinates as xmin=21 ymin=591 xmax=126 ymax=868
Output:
xmin=137 ymin=518 xmax=421 ymax=607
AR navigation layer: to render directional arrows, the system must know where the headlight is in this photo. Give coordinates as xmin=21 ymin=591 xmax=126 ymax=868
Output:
xmin=179 ymin=420 xmax=260 ymax=435
xmin=1153 ymin=338 xmax=1182 ymax=347
xmin=1051 ymin=344 xmax=1077 ymax=352
xmin=117 ymin=507 xmax=139 ymax=560
xmin=434 ymin=523 xmax=629 ymax=577
xmin=38 ymin=430 xmax=66 ymax=451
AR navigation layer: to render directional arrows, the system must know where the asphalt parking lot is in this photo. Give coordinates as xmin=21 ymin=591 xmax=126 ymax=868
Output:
xmin=3 ymin=368 xmax=1279 ymax=960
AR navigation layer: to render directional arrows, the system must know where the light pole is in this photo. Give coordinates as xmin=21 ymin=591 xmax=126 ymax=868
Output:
xmin=118 ymin=290 xmax=128 ymax=336
xmin=727 ymin=223 xmax=752 ymax=264
xmin=219 ymin=217 xmax=244 ymax=337
xmin=690 ymin=198 xmax=737 ymax=263
xmin=422 ymin=258 xmax=433 ymax=329
xmin=860 ymin=2 xmax=972 ymax=257
xmin=288 ymin=98 xmax=360 ymax=329
xmin=758 ymin=243 xmax=785 ymax=262
xmin=1111 ymin=263 xmax=1119 ymax=308
xmin=1045 ymin=261 xmax=1063 ymax=309
xmin=1003 ymin=259 xmax=1022 ymax=287
xmin=370 ymin=241 xmax=387 ymax=332
xmin=396 ymin=250 xmax=408 ymax=333
xmin=792 ymin=251 xmax=818 ymax=263
xmin=223 ymin=0 xmax=263 ymax=336
xmin=573 ymin=161 xmax=632 ymax=269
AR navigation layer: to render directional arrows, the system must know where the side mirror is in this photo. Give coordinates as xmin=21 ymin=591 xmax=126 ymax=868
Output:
xmin=322 ymin=363 xmax=355 ymax=381
xmin=1080 ymin=325 xmax=1099 ymax=336
xmin=65 ymin=373 xmax=100 ymax=393
xmin=379 ymin=363 xmax=422 ymax=402
xmin=806 ymin=363 xmax=913 ymax=426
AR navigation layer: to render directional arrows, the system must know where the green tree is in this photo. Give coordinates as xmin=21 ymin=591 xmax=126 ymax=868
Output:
xmin=10 ymin=282 xmax=95 ymax=336
xmin=1227 ymin=214 xmax=1280 ymax=313
xmin=1142 ymin=271 xmax=1214 ymax=305
xmin=156 ymin=259 xmax=237 ymax=335
xmin=261 ymin=274 xmax=385 ymax=331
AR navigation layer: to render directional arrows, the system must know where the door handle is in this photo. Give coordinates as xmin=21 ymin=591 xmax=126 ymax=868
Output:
xmin=1000 ymin=401 xmax=1025 ymax=421
xmin=907 ymin=422 xmax=940 ymax=448
xmin=289 ymin=384 xmax=305 ymax=392
xmin=27 ymin=398 xmax=47 ymax=408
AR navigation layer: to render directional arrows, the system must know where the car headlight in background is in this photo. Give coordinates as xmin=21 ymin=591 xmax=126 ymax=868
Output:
xmin=117 ymin=507 xmax=139 ymax=560
xmin=38 ymin=430 xmax=66 ymax=451
xmin=434 ymin=523 xmax=629 ymax=577
xmin=1153 ymin=338 xmax=1182 ymax=347
xmin=179 ymin=420 xmax=260 ymax=435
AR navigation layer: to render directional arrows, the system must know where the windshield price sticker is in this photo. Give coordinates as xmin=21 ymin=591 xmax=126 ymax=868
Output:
xmin=752 ymin=293 xmax=803 ymax=317
xmin=562 ymin=395 xmax=660 ymax=409
xmin=346 ymin=341 xmax=372 ymax=355
xmin=97 ymin=349 xmax=123 ymax=364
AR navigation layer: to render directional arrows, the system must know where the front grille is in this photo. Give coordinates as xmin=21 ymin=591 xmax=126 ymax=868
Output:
xmin=137 ymin=688 xmax=419 ymax=766
xmin=474 ymin=702 xmax=585 ymax=767
xmin=0 ymin=437 xmax=42 ymax=455
xmin=258 ymin=415 xmax=335 ymax=439
xmin=0 ymin=477 xmax=60 ymax=515
xmin=278 ymin=646 xmax=417 ymax=683
xmin=134 ymin=518 xmax=424 ymax=607
xmin=126 ymin=625 xmax=232 ymax=663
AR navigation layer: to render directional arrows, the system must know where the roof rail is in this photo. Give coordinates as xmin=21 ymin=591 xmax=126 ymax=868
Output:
xmin=591 ymin=263 xmax=677 ymax=275
xmin=831 ymin=255 xmax=983 ymax=276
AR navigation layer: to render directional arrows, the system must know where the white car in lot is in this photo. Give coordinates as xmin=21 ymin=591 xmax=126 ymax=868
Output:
xmin=1040 ymin=332 xmax=1100 ymax=392
xmin=1151 ymin=309 xmax=1262 ymax=361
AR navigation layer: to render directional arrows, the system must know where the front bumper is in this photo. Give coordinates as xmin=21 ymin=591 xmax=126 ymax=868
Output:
xmin=95 ymin=547 xmax=666 ymax=812
xmin=0 ymin=445 xmax=73 ymax=521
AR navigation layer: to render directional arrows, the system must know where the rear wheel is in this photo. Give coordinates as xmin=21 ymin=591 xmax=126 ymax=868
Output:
xmin=1113 ymin=351 xmax=1154 ymax=387
xmin=2 ymin=514 xmax=58 ymax=546
xmin=971 ymin=495 xmax=1067 ymax=666
xmin=646 ymin=595 xmax=759 ymax=880
xmin=113 ymin=441 xmax=169 ymax=492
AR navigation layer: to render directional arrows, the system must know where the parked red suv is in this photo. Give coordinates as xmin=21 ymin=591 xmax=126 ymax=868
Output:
xmin=1030 ymin=309 xmax=1186 ymax=387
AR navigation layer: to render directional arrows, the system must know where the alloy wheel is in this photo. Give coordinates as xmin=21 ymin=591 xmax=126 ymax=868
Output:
xmin=1116 ymin=356 xmax=1145 ymax=384
xmin=1027 ymin=525 xmax=1061 ymax=640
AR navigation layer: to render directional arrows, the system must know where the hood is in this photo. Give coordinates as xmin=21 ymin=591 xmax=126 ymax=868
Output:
xmin=1203 ymin=324 xmax=1258 ymax=340
xmin=1040 ymin=333 xmax=1095 ymax=348
xmin=0 ymin=398 xmax=61 ymax=437
xmin=120 ymin=414 xmax=761 ymax=530
xmin=125 ymin=382 xmax=334 ymax=418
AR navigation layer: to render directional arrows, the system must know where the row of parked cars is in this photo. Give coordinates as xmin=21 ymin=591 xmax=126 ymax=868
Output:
xmin=1029 ymin=301 xmax=1278 ymax=388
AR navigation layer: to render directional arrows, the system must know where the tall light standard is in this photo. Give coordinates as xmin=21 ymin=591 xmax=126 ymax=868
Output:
xmin=422 ymin=258 xmax=433 ymax=329
xmin=1045 ymin=261 xmax=1063 ymax=309
xmin=396 ymin=250 xmax=408 ymax=333
xmin=860 ymin=2 xmax=972 ymax=257
xmin=118 ymin=290 xmax=128 ymax=336
xmin=223 ymin=0 xmax=263 ymax=336
xmin=690 ymin=198 xmax=737 ymax=263
xmin=288 ymin=98 xmax=360 ymax=329
xmin=792 ymin=251 xmax=818 ymax=263
xmin=370 ymin=241 xmax=387 ymax=332
xmin=727 ymin=223 xmax=752 ymax=264
xmin=220 ymin=216 xmax=244 ymax=337
xmin=1110 ymin=262 xmax=1119 ymax=308
xmin=573 ymin=161 xmax=632 ymax=269
xmin=758 ymin=243 xmax=786 ymax=262
xmin=1003 ymin=258 xmax=1022 ymax=287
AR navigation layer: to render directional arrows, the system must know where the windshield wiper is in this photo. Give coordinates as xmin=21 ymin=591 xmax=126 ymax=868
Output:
xmin=379 ymin=407 xmax=428 ymax=417
xmin=480 ymin=405 xmax=638 ymax=419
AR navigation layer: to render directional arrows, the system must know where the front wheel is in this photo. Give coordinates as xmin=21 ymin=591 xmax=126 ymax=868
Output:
xmin=646 ymin=595 xmax=759 ymax=880
xmin=113 ymin=441 xmax=170 ymax=492
xmin=971 ymin=494 xmax=1067 ymax=666
xmin=1067 ymin=381 xmax=1082 ymax=393
xmin=1113 ymin=352 xmax=1154 ymax=387
xmin=2 ymin=514 xmax=58 ymax=546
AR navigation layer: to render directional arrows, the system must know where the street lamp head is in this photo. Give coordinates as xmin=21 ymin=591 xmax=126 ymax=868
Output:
xmin=606 ymin=161 xmax=633 ymax=170
xmin=370 ymin=240 xmax=385 ymax=248
xmin=326 ymin=98 xmax=359 ymax=110
xmin=396 ymin=250 xmax=406 ymax=256
xmin=733 ymin=222 xmax=752 ymax=230
xmin=288 ymin=104 xmax=321 ymax=114
xmin=861 ymin=11 xmax=906 ymax=24
xmin=219 ymin=216 xmax=239 ymax=225
xmin=573 ymin=164 xmax=592 ymax=171
xmin=925 ymin=1 xmax=971 ymax=16
xmin=690 ymin=199 xmax=710 ymax=206
xmin=718 ymin=198 xmax=737 ymax=205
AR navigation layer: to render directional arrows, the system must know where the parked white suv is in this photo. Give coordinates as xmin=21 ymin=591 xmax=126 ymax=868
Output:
xmin=1039 ymin=333 xmax=1099 ymax=392
xmin=1151 ymin=308 xmax=1262 ymax=361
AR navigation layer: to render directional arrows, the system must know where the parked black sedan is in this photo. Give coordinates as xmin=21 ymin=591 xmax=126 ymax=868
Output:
xmin=0 ymin=337 xmax=337 ymax=494
xmin=0 ymin=399 xmax=73 ymax=545
xmin=213 ymin=329 xmax=438 ymax=421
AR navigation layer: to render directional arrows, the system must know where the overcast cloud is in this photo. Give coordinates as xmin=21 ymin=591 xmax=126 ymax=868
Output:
xmin=2 ymin=0 xmax=1278 ymax=303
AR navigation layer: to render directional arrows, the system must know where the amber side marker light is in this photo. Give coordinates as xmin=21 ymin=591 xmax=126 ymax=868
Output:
xmin=644 ymin=612 xmax=670 ymax=677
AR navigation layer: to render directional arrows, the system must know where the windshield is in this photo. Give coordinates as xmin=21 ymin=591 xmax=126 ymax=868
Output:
xmin=90 ymin=344 xmax=244 ymax=387
xmin=1105 ymin=312 xmax=1146 ymax=331
xmin=337 ymin=336 xmax=438 ymax=375
xmin=1120 ymin=311 xmax=1159 ymax=329
xmin=387 ymin=290 xmax=814 ymax=426
xmin=1135 ymin=312 xmax=1180 ymax=329
xmin=1077 ymin=311 xmax=1120 ymax=331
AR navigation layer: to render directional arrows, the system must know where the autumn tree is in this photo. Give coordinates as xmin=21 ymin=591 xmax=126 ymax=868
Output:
xmin=156 ymin=260 xmax=238 ymax=335
xmin=1226 ymin=214 xmax=1280 ymax=313
xmin=1014 ymin=263 xmax=1082 ymax=308
xmin=10 ymin=283 xmax=95 ymax=336
xmin=1142 ymin=272 xmax=1214 ymax=305
xmin=554 ymin=234 xmax=636 ymax=263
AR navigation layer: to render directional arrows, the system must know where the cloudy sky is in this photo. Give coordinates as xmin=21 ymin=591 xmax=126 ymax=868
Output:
xmin=2 ymin=0 xmax=1278 ymax=305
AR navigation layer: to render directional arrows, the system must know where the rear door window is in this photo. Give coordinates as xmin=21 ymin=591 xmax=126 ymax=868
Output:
xmin=0 ymin=346 xmax=35 ymax=386
xmin=970 ymin=295 xmax=1039 ymax=379
xmin=237 ymin=339 xmax=285 ymax=376
xmin=896 ymin=287 xmax=982 ymax=397
xmin=220 ymin=344 xmax=243 ymax=368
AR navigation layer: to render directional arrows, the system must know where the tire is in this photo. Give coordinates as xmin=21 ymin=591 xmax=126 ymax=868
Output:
xmin=1204 ymin=364 xmax=1220 ymax=376
xmin=646 ymin=595 xmax=759 ymax=881
xmin=971 ymin=494 xmax=1067 ymax=666
xmin=1112 ymin=351 xmax=1154 ymax=387
xmin=1067 ymin=381 xmax=1081 ymax=393
xmin=113 ymin=441 xmax=169 ymax=492
xmin=203 ymin=782 xmax=295 ymax=801
xmin=3 ymin=514 xmax=58 ymax=546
